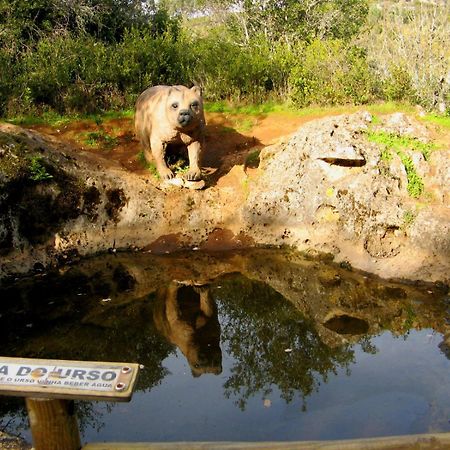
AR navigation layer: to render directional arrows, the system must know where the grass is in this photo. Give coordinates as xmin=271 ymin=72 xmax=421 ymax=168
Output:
xmin=235 ymin=118 xmax=257 ymax=132
xmin=4 ymin=108 xmax=134 ymax=127
xmin=136 ymin=151 xmax=159 ymax=178
xmin=204 ymin=100 xmax=419 ymax=119
xmin=29 ymin=156 xmax=53 ymax=181
xmin=399 ymin=150 xmax=425 ymax=198
xmin=204 ymin=101 xmax=289 ymax=115
xmin=245 ymin=149 xmax=261 ymax=167
xmin=367 ymin=130 xmax=436 ymax=160
xmin=4 ymin=101 xmax=446 ymax=132
xmin=364 ymin=101 xmax=416 ymax=116
xmin=402 ymin=210 xmax=416 ymax=228
xmin=204 ymin=101 xmax=352 ymax=117
xmin=6 ymin=111 xmax=73 ymax=127
xmin=216 ymin=126 xmax=235 ymax=134
xmin=366 ymin=130 xmax=432 ymax=198
xmin=421 ymin=113 xmax=450 ymax=130
xmin=83 ymin=130 xmax=118 ymax=149
xmin=380 ymin=147 xmax=393 ymax=162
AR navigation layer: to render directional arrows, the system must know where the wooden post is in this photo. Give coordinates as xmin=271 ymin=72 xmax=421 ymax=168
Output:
xmin=26 ymin=398 xmax=81 ymax=450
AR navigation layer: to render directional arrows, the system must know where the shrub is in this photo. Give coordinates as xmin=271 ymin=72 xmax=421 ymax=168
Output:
xmin=289 ymin=39 xmax=374 ymax=106
xmin=383 ymin=65 xmax=415 ymax=102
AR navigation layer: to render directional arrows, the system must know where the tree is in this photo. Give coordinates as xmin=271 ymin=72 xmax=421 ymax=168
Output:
xmin=237 ymin=0 xmax=369 ymax=44
xmin=0 ymin=0 xmax=159 ymax=46
xmin=362 ymin=0 xmax=450 ymax=109
xmin=167 ymin=0 xmax=370 ymax=46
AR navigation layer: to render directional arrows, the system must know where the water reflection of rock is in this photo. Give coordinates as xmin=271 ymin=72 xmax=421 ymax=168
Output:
xmin=215 ymin=276 xmax=355 ymax=409
xmin=0 ymin=248 xmax=448 ymax=429
xmin=1 ymin=248 xmax=448 ymax=367
xmin=232 ymin=250 xmax=449 ymax=350
xmin=153 ymin=282 xmax=222 ymax=377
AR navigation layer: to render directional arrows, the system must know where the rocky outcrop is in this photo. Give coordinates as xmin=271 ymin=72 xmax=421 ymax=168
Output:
xmin=0 ymin=124 xmax=165 ymax=275
xmin=242 ymin=112 xmax=450 ymax=282
xmin=0 ymin=112 xmax=449 ymax=283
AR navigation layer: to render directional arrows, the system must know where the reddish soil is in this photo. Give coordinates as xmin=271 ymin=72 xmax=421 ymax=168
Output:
xmin=28 ymin=112 xmax=320 ymax=183
xmin=28 ymin=109 xmax=448 ymax=187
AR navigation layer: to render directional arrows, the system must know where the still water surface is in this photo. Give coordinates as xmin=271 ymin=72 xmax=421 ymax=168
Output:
xmin=0 ymin=249 xmax=449 ymax=443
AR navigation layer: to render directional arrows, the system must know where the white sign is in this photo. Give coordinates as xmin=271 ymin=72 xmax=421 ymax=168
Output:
xmin=0 ymin=363 xmax=120 ymax=391
xmin=0 ymin=357 xmax=139 ymax=401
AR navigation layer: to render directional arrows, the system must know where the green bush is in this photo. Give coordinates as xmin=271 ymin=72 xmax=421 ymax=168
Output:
xmin=383 ymin=65 xmax=415 ymax=102
xmin=0 ymin=2 xmax=442 ymax=118
xmin=116 ymin=28 xmax=187 ymax=96
xmin=5 ymin=28 xmax=190 ymax=115
xmin=179 ymin=33 xmax=274 ymax=103
xmin=289 ymin=39 xmax=375 ymax=106
xmin=0 ymin=50 xmax=15 ymax=116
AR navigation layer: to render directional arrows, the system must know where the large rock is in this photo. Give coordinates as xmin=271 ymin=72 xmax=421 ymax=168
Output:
xmin=0 ymin=124 xmax=164 ymax=275
xmin=243 ymin=112 xmax=450 ymax=282
xmin=1 ymin=112 xmax=449 ymax=284
xmin=0 ymin=124 xmax=244 ymax=277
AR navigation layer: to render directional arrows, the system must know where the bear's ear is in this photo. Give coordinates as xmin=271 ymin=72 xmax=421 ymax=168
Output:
xmin=190 ymin=85 xmax=202 ymax=97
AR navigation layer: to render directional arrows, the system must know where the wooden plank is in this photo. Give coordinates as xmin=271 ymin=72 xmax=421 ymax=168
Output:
xmin=0 ymin=357 xmax=139 ymax=402
xmin=82 ymin=433 xmax=450 ymax=449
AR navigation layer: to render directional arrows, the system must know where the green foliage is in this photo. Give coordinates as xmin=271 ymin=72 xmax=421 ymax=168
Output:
xmin=363 ymin=1 xmax=449 ymax=110
xmin=289 ymin=40 xmax=375 ymax=106
xmin=83 ymin=130 xmax=118 ymax=149
xmin=239 ymin=0 xmax=369 ymax=42
xmin=28 ymin=156 xmax=53 ymax=181
xmin=181 ymin=32 xmax=290 ymax=103
xmin=366 ymin=131 xmax=430 ymax=198
xmin=383 ymin=66 xmax=415 ymax=102
xmin=0 ymin=0 xmax=165 ymax=46
xmin=0 ymin=0 xmax=445 ymax=117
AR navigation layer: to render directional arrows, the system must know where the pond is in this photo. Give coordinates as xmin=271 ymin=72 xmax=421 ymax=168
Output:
xmin=0 ymin=249 xmax=449 ymax=444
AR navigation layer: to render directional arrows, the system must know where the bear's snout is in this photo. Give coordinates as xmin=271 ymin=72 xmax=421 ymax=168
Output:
xmin=177 ymin=109 xmax=192 ymax=126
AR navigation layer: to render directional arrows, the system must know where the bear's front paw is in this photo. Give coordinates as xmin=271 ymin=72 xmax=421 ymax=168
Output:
xmin=159 ymin=167 xmax=174 ymax=180
xmin=184 ymin=168 xmax=202 ymax=181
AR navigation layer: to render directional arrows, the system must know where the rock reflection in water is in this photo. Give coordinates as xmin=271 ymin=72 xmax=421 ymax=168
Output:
xmin=215 ymin=276 xmax=355 ymax=410
xmin=323 ymin=314 xmax=370 ymax=335
xmin=0 ymin=248 xmax=448 ymax=441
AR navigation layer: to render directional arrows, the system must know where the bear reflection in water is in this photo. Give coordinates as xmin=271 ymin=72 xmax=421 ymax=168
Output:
xmin=152 ymin=282 xmax=222 ymax=377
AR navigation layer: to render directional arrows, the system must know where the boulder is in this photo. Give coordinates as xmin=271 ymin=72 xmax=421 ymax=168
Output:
xmin=1 ymin=111 xmax=449 ymax=284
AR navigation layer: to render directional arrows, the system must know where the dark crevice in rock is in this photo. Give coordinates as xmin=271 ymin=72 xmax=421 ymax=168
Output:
xmin=319 ymin=157 xmax=366 ymax=167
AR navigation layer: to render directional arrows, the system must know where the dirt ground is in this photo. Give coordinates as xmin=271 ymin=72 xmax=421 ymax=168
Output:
xmin=27 ymin=111 xmax=334 ymax=184
xmin=26 ymin=108 xmax=450 ymax=189
xmin=2 ymin=107 xmax=448 ymax=283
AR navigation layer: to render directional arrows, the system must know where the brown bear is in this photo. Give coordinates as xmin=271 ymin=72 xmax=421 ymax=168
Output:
xmin=135 ymin=85 xmax=205 ymax=181
xmin=152 ymin=282 xmax=222 ymax=377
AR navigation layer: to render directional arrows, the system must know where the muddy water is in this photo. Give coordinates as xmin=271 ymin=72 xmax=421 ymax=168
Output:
xmin=0 ymin=249 xmax=449 ymax=444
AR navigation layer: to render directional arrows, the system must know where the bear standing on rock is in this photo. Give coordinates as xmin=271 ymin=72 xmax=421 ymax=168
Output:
xmin=135 ymin=85 xmax=206 ymax=181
